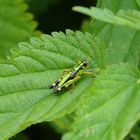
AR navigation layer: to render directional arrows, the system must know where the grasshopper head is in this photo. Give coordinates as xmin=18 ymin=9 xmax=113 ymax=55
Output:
xmin=81 ymin=59 xmax=88 ymax=67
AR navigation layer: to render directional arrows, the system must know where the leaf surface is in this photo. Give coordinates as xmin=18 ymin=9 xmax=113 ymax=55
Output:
xmin=0 ymin=30 xmax=100 ymax=140
xmin=74 ymin=0 xmax=140 ymax=66
xmin=0 ymin=0 xmax=38 ymax=58
xmin=73 ymin=7 xmax=140 ymax=31
xmin=63 ymin=63 xmax=140 ymax=140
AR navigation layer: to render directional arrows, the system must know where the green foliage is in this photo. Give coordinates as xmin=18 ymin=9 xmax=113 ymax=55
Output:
xmin=1 ymin=0 xmax=140 ymax=139
xmin=0 ymin=30 xmax=103 ymax=140
xmin=0 ymin=0 xmax=38 ymax=58
xmin=74 ymin=0 xmax=140 ymax=67
xmin=73 ymin=7 xmax=140 ymax=32
xmin=63 ymin=0 xmax=140 ymax=140
xmin=63 ymin=63 xmax=140 ymax=140
xmin=81 ymin=19 xmax=92 ymax=32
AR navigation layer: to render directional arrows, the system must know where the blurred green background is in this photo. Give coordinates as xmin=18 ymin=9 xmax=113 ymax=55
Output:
xmin=9 ymin=0 xmax=96 ymax=140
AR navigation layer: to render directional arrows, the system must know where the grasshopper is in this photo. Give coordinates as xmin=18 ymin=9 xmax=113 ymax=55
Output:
xmin=48 ymin=59 xmax=93 ymax=93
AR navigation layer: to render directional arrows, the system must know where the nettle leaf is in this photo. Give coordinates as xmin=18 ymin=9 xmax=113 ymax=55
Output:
xmin=73 ymin=7 xmax=140 ymax=31
xmin=73 ymin=0 xmax=140 ymax=66
xmin=0 ymin=30 xmax=105 ymax=140
xmin=63 ymin=63 xmax=140 ymax=140
xmin=0 ymin=0 xmax=38 ymax=58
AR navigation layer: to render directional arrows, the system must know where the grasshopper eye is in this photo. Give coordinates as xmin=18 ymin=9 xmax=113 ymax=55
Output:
xmin=83 ymin=62 xmax=87 ymax=67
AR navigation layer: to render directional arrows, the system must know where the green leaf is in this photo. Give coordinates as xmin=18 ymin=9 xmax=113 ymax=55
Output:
xmin=63 ymin=63 xmax=140 ymax=140
xmin=81 ymin=19 xmax=92 ymax=33
xmin=73 ymin=7 xmax=140 ymax=31
xmin=0 ymin=30 xmax=104 ymax=140
xmin=73 ymin=0 xmax=140 ymax=66
xmin=0 ymin=0 xmax=38 ymax=58
xmin=93 ymin=37 xmax=107 ymax=69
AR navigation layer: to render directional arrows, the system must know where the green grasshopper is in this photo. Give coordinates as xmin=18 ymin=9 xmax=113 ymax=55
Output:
xmin=48 ymin=59 xmax=94 ymax=93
